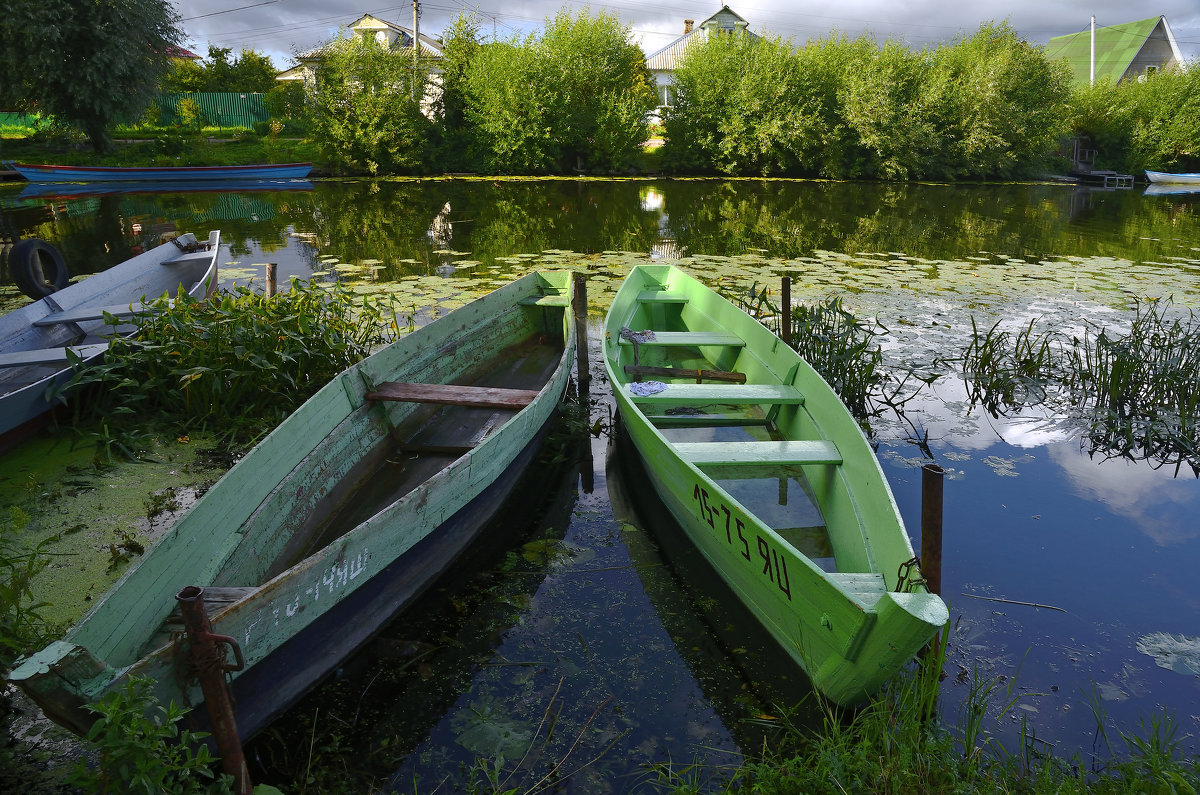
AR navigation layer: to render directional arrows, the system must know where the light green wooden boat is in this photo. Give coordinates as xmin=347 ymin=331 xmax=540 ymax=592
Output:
xmin=603 ymin=265 xmax=947 ymax=704
xmin=9 ymin=271 xmax=576 ymax=738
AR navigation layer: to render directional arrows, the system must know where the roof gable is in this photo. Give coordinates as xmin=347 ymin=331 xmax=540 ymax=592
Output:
xmin=1045 ymin=16 xmax=1183 ymax=85
xmin=647 ymin=5 xmax=758 ymax=71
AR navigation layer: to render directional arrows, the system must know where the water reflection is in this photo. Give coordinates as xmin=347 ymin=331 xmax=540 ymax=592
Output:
xmin=3 ymin=177 xmax=1200 ymax=765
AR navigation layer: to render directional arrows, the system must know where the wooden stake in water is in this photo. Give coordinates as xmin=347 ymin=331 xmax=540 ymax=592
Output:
xmin=572 ymin=272 xmax=590 ymax=396
xmin=921 ymin=463 xmax=944 ymax=595
xmin=266 ymin=263 xmax=277 ymax=297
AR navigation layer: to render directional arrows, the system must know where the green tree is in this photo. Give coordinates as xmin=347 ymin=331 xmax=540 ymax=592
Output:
xmin=164 ymin=45 xmax=279 ymax=94
xmin=305 ymin=35 xmax=433 ymax=174
xmin=436 ymin=13 xmax=484 ymax=170
xmin=463 ymin=9 xmax=655 ymax=174
xmin=0 ymin=0 xmax=183 ymax=152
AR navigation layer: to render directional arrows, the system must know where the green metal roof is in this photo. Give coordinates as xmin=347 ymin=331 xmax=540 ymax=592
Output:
xmin=1044 ymin=16 xmax=1163 ymax=86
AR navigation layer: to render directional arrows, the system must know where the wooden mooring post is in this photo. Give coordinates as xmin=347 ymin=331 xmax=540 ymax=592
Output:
xmin=920 ymin=463 xmax=944 ymax=595
xmin=265 ymin=263 xmax=277 ymax=297
xmin=175 ymin=586 xmax=252 ymax=795
xmin=572 ymin=272 xmax=590 ymax=397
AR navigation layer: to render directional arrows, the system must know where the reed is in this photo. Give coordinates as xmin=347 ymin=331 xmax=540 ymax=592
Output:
xmin=960 ymin=300 xmax=1200 ymax=473
xmin=62 ymin=279 xmax=408 ymax=446
xmin=723 ymin=285 xmax=887 ymax=421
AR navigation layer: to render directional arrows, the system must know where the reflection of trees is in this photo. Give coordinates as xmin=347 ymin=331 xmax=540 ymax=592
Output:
xmin=655 ymin=181 xmax=1200 ymax=262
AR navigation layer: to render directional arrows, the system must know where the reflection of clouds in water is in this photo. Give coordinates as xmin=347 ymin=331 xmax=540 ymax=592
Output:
xmin=1049 ymin=445 xmax=1200 ymax=546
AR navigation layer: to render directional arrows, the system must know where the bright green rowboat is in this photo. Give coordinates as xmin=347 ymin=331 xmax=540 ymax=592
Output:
xmin=10 ymin=271 xmax=576 ymax=738
xmin=604 ymin=265 xmax=947 ymax=704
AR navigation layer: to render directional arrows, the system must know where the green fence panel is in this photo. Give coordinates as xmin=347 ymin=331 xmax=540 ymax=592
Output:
xmin=155 ymin=93 xmax=269 ymax=128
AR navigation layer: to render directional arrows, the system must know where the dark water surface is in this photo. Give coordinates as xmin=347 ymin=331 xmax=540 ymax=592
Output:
xmin=3 ymin=178 xmax=1199 ymax=789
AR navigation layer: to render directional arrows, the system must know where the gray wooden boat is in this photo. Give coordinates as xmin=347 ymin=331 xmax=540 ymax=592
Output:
xmin=0 ymin=232 xmax=221 ymax=445
xmin=9 ymin=271 xmax=577 ymax=742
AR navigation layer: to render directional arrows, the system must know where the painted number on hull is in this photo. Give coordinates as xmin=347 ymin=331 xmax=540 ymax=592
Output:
xmin=692 ymin=484 xmax=791 ymax=601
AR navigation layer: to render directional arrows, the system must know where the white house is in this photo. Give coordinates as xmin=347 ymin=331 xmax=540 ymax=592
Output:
xmin=645 ymin=6 xmax=758 ymax=114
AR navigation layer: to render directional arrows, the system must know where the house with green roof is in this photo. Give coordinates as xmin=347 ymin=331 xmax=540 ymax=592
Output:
xmin=1044 ymin=16 xmax=1184 ymax=86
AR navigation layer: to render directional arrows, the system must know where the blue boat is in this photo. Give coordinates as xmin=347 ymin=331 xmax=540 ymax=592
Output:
xmin=4 ymin=161 xmax=312 ymax=183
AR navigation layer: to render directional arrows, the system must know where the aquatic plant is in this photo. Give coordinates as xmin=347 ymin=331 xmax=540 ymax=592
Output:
xmin=960 ymin=299 xmax=1200 ymax=474
xmin=62 ymin=279 xmax=407 ymax=446
xmin=68 ymin=676 xmax=232 ymax=795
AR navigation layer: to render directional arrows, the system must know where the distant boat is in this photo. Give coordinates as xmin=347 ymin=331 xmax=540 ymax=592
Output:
xmin=1145 ymin=170 xmax=1200 ymax=185
xmin=0 ymin=232 xmax=220 ymax=447
xmin=4 ymin=161 xmax=312 ymax=182
xmin=18 ymin=179 xmax=314 ymax=199
xmin=9 ymin=271 xmax=577 ymax=742
xmin=604 ymin=265 xmax=947 ymax=704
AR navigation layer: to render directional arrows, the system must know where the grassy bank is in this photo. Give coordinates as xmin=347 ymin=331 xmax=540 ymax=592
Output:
xmin=0 ymin=133 xmax=319 ymax=170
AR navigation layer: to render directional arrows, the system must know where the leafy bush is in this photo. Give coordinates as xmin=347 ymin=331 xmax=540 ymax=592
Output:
xmin=64 ymin=280 xmax=405 ymax=443
xmin=68 ymin=676 xmax=232 ymax=795
xmin=305 ymin=35 xmax=433 ymax=174
xmin=459 ymin=9 xmax=656 ymax=174
xmin=663 ymin=21 xmax=1072 ymax=179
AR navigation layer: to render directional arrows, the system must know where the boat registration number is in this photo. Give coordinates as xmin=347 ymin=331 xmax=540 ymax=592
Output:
xmin=692 ymin=483 xmax=791 ymax=601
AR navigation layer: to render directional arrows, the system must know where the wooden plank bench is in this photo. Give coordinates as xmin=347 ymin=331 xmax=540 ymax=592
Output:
xmin=826 ymin=572 xmax=888 ymax=606
xmin=518 ymin=293 xmax=571 ymax=307
xmin=366 ymin=381 xmax=539 ymax=410
xmin=624 ymin=364 xmax=747 ymax=384
xmin=162 ymin=586 xmax=257 ymax=623
xmin=618 ymin=331 xmax=744 ymax=348
xmin=637 ymin=290 xmax=689 ymax=304
xmin=674 ymin=439 xmax=841 ymax=478
xmin=0 ymin=343 xmax=108 ymax=369
xmin=628 ymin=383 xmax=804 ymax=407
xmin=33 ymin=301 xmax=167 ymax=327
xmin=646 ymin=414 xmax=771 ymax=428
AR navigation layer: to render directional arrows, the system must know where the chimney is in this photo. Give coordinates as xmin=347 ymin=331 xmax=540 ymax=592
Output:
xmin=684 ymin=19 xmax=694 ymax=34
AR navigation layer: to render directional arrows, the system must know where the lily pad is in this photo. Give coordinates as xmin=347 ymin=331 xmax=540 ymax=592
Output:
xmin=1136 ymin=632 xmax=1200 ymax=676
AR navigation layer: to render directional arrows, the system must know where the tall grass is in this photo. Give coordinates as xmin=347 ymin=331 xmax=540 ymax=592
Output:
xmin=62 ymin=279 xmax=409 ymax=446
xmin=961 ymin=300 xmax=1200 ymax=473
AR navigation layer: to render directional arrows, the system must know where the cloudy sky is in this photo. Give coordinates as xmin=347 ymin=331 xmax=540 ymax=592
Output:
xmin=173 ymin=1 xmax=1200 ymax=71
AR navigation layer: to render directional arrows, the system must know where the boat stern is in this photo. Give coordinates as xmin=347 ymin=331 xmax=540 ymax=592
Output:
xmin=8 ymin=640 xmax=119 ymax=736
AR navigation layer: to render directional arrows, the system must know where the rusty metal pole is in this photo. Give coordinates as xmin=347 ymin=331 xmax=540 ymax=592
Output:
xmin=781 ymin=276 xmax=792 ymax=346
xmin=265 ymin=263 xmax=277 ymax=297
xmin=572 ymin=272 xmax=590 ymax=397
xmin=175 ymin=586 xmax=252 ymax=795
xmin=920 ymin=464 xmax=944 ymax=595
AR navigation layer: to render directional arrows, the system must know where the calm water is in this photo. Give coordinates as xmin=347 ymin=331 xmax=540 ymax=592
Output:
xmin=3 ymin=177 xmax=1199 ymax=789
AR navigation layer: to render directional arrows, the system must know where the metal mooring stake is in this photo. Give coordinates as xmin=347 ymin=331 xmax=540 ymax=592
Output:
xmin=176 ymin=586 xmax=252 ymax=795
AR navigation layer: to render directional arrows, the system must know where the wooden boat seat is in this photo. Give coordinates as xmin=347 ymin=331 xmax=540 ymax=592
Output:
xmin=636 ymin=290 xmax=689 ymax=304
xmin=162 ymin=586 xmax=257 ymax=623
xmin=624 ymin=364 xmax=747 ymax=383
xmin=628 ymin=383 xmax=804 ymax=406
xmin=646 ymin=414 xmax=771 ymax=428
xmin=826 ymin=572 xmax=888 ymax=606
xmin=0 ymin=343 xmax=108 ymax=368
xmin=618 ymin=331 xmax=745 ymax=348
xmin=32 ymin=301 xmax=166 ymax=327
xmin=366 ymin=381 xmax=539 ymax=409
xmin=674 ymin=440 xmax=842 ymax=475
xmin=518 ymin=294 xmax=571 ymax=307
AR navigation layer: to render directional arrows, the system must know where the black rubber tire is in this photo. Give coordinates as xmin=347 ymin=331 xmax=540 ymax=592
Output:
xmin=8 ymin=238 xmax=70 ymax=299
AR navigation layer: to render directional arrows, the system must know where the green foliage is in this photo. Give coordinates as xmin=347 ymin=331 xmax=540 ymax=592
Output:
xmin=68 ymin=676 xmax=232 ymax=795
xmin=663 ymin=21 xmax=1072 ymax=179
xmin=1070 ymin=64 xmax=1200 ymax=172
xmin=263 ymin=81 xmax=306 ymax=124
xmin=436 ymin=13 xmax=484 ymax=171
xmin=0 ymin=508 xmax=47 ymax=674
xmin=176 ymin=98 xmax=207 ymax=130
xmin=163 ymin=46 xmax=279 ymax=94
xmin=462 ymin=9 xmax=656 ymax=174
xmin=64 ymin=280 xmax=404 ymax=444
xmin=0 ymin=0 xmax=183 ymax=153
xmin=305 ymin=35 xmax=433 ymax=174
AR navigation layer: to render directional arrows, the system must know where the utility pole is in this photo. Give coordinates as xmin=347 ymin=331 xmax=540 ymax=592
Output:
xmin=412 ymin=0 xmax=420 ymax=99
xmin=1090 ymin=15 xmax=1095 ymax=86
